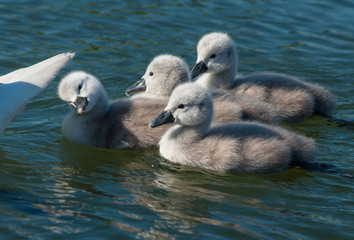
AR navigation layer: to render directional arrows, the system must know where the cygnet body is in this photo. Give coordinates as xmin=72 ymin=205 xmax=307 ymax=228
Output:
xmin=150 ymin=83 xmax=316 ymax=173
xmin=191 ymin=32 xmax=336 ymax=122
xmin=126 ymin=54 xmax=279 ymax=124
xmin=0 ymin=52 xmax=75 ymax=136
xmin=58 ymin=71 xmax=170 ymax=149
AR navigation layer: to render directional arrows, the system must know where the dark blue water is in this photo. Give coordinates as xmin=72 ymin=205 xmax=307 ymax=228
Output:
xmin=1 ymin=0 xmax=353 ymax=239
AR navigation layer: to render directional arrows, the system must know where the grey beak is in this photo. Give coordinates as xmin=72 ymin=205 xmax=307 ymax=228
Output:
xmin=74 ymin=96 xmax=89 ymax=115
xmin=125 ymin=78 xmax=146 ymax=96
xmin=149 ymin=110 xmax=175 ymax=128
xmin=191 ymin=61 xmax=208 ymax=79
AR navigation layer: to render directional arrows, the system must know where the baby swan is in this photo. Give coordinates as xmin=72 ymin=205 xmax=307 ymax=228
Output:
xmin=58 ymin=71 xmax=170 ymax=149
xmin=191 ymin=32 xmax=336 ymax=122
xmin=126 ymin=54 xmax=279 ymax=124
xmin=126 ymin=54 xmax=190 ymax=100
xmin=150 ymin=83 xmax=316 ymax=174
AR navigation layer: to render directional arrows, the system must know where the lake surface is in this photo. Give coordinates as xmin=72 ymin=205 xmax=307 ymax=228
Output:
xmin=1 ymin=0 xmax=353 ymax=239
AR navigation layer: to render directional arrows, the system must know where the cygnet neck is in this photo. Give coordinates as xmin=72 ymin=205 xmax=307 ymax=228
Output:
xmin=198 ymin=66 xmax=237 ymax=90
xmin=85 ymin=92 xmax=110 ymax=118
xmin=172 ymin=119 xmax=211 ymax=143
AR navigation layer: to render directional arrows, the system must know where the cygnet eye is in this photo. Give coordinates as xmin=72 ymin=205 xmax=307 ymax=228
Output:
xmin=149 ymin=72 xmax=154 ymax=76
xmin=210 ymin=54 xmax=216 ymax=59
xmin=78 ymin=82 xmax=83 ymax=91
xmin=177 ymin=104 xmax=185 ymax=109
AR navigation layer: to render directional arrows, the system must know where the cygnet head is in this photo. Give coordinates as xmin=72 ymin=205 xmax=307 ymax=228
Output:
xmin=191 ymin=32 xmax=238 ymax=79
xmin=150 ymin=83 xmax=213 ymax=131
xmin=126 ymin=54 xmax=190 ymax=96
xmin=58 ymin=71 xmax=109 ymax=115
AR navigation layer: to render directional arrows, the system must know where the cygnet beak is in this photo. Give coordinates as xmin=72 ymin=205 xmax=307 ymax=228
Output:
xmin=191 ymin=61 xmax=208 ymax=79
xmin=149 ymin=110 xmax=175 ymax=128
xmin=74 ymin=96 xmax=89 ymax=115
xmin=125 ymin=78 xmax=146 ymax=96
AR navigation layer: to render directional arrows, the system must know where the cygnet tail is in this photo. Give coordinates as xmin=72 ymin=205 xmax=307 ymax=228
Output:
xmin=305 ymin=82 xmax=336 ymax=117
xmin=288 ymin=131 xmax=352 ymax=178
xmin=289 ymin=133 xmax=317 ymax=165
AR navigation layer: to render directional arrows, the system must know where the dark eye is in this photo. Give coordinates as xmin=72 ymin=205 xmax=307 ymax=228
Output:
xmin=177 ymin=104 xmax=185 ymax=109
xmin=78 ymin=83 xmax=83 ymax=91
xmin=210 ymin=54 xmax=216 ymax=59
xmin=149 ymin=72 xmax=154 ymax=76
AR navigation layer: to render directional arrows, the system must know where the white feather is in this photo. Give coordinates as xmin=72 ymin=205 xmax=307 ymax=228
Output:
xmin=0 ymin=52 xmax=75 ymax=136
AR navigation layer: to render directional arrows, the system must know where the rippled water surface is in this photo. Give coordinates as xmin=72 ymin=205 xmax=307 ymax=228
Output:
xmin=1 ymin=0 xmax=353 ymax=239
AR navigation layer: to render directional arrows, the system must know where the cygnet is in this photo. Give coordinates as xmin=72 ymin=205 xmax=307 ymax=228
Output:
xmin=126 ymin=54 xmax=190 ymax=100
xmin=191 ymin=32 xmax=336 ymax=122
xmin=126 ymin=54 xmax=279 ymax=124
xmin=0 ymin=52 xmax=75 ymax=136
xmin=150 ymin=82 xmax=316 ymax=174
xmin=58 ymin=71 xmax=171 ymax=149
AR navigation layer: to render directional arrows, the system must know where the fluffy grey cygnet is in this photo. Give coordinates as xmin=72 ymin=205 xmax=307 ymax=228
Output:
xmin=126 ymin=54 xmax=190 ymax=100
xmin=150 ymin=82 xmax=316 ymax=174
xmin=58 ymin=71 xmax=170 ymax=149
xmin=126 ymin=54 xmax=280 ymax=124
xmin=191 ymin=32 xmax=336 ymax=122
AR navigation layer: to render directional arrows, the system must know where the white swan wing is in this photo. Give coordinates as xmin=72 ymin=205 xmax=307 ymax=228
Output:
xmin=0 ymin=52 xmax=75 ymax=136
